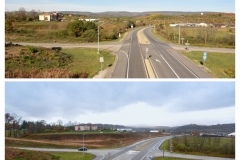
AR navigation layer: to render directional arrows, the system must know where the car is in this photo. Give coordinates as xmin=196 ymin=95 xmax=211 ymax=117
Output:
xmin=78 ymin=147 xmax=88 ymax=151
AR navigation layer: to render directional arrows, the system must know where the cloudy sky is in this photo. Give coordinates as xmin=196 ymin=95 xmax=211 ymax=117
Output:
xmin=5 ymin=81 xmax=235 ymax=126
xmin=4 ymin=0 xmax=235 ymax=12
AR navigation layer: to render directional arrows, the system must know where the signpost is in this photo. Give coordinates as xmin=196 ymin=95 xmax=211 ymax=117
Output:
xmin=100 ymin=57 xmax=104 ymax=70
xmin=181 ymin=37 xmax=185 ymax=45
xmin=203 ymin=52 xmax=207 ymax=64
xmin=146 ymin=48 xmax=149 ymax=59
xmin=185 ymin=40 xmax=190 ymax=50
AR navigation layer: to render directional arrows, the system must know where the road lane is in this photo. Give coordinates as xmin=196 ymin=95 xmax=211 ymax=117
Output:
xmin=128 ymin=29 xmax=147 ymax=78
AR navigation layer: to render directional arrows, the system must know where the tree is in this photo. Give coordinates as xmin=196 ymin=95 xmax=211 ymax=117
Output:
xmin=28 ymin=9 xmax=39 ymax=21
xmin=5 ymin=113 xmax=22 ymax=137
xmin=5 ymin=18 xmax=14 ymax=33
xmin=84 ymin=21 xmax=97 ymax=31
xmin=81 ymin=29 xmax=98 ymax=42
xmin=66 ymin=20 xmax=85 ymax=37
xmin=17 ymin=7 xmax=27 ymax=21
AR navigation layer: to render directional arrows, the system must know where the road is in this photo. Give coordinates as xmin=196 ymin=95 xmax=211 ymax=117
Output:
xmin=112 ymin=27 xmax=214 ymax=78
xmin=15 ymin=135 xmax=235 ymax=160
xmin=12 ymin=27 xmax=234 ymax=78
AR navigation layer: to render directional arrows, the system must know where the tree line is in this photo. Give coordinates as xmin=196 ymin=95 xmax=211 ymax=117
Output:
xmin=5 ymin=113 xmax=78 ymax=137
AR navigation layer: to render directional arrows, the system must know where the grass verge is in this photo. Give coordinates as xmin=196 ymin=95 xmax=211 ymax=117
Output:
xmin=181 ymin=51 xmax=235 ymax=78
xmin=5 ymin=147 xmax=94 ymax=160
xmin=49 ymin=152 xmax=95 ymax=160
xmin=153 ymin=157 xmax=193 ymax=160
xmin=62 ymin=48 xmax=115 ymax=78
xmin=5 ymin=45 xmax=115 ymax=78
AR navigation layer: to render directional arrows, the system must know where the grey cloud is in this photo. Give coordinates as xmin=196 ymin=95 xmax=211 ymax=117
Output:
xmin=5 ymin=82 xmax=235 ymax=121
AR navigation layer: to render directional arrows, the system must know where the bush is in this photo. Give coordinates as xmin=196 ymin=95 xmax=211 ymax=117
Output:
xmin=81 ymin=29 xmax=98 ymax=42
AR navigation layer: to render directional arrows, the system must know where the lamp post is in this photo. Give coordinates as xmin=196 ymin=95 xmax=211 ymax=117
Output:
xmin=178 ymin=23 xmax=181 ymax=44
xmin=98 ymin=21 xmax=107 ymax=54
xmin=82 ymin=133 xmax=84 ymax=156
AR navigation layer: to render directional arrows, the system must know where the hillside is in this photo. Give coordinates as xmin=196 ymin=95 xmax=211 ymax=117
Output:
xmin=172 ymin=123 xmax=235 ymax=133
xmin=58 ymin=11 xmax=221 ymax=17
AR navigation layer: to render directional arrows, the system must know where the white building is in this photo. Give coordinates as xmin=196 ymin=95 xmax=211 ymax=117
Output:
xmin=75 ymin=123 xmax=97 ymax=131
xmin=39 ymin=13 xmax=51 ymax=21
xmin=117 ymin=128 xmax=132 ymax=132
xmin=196 ymin=23 xmax=208 ymax=27
xmin=228 ymin=132 xmax=235 ymax=137
xmin=150 ymin=130 xmax=159 ymax=133
xmin=79 ymin=19 xmax=100 ymax=22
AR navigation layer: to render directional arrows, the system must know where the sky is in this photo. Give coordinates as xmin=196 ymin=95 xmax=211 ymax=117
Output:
xmin=5 ymin=81 xmax=235 ymax=127
xmin=4 ymin=0 xmax=235 ymax=13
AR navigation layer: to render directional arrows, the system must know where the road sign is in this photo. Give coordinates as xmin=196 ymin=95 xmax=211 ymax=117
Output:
xmin=100 ymin=57 xmax=104 ymax=62
xmin=203 ymin=55 xmax=207 ymax=61
xmin=204 ymin=52 xmax=207 ymax=56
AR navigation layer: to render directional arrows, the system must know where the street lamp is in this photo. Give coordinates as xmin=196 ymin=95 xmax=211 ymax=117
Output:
xmin=82 ymin=133 xmax=84 ymax=156
xmin=98 ymin=21 xmax=107 ymax=54
xmin=178 ymin=23 xmax=181 ymax=44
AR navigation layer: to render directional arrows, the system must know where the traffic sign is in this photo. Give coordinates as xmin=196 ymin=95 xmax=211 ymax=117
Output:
xmin=203 ymin=55 xmax=207 ymax=61
xmin=204 ymin=52 xmax=207 ymax=56
xmin=100 ymin=57 xmax=104 ymax=62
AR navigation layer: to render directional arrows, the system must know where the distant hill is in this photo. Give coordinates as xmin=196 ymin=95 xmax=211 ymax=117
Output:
xmin=58 ymin=11 xmax=220 ymax=17
xmin=172 ymin=123 xmax=235 ymax=133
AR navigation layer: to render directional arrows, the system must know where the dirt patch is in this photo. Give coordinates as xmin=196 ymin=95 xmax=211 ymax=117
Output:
xmin=6 ymin=133 xmax=166 ymax=149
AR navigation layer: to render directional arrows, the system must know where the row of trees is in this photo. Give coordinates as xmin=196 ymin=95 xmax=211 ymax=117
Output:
xmin=5 ymin=113 xmax=78 ymax=137
xmin=171 ymin=135 xmax=235 ymax=157
xmin=5 ymin=7 xmax=39 ymax=22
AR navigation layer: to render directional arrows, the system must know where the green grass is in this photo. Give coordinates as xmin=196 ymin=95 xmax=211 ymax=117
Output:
xmin=49 ymin=152 xmax=95 ymax=160
xmin=5 ymin=46 xmax=115 ymax=78
xmin=181 ymin=51 xmax=235 ymax=78
xmin=32 ymin=130 xmax=118 ymax=135
xmin=160 ymin=136 xmax=235 ymax=158
xmin=153 ymin=157 xmax=193 ymax=160
xmin=62 ymin=48 xmax=115 ymax=78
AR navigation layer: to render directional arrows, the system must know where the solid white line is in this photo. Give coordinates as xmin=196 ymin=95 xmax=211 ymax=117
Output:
xmin=99 ymin=154 xmax=105 ymax=160
xmin=140 ymin=150 xmax=151 ymax=160
xmin=159 ymin=54 xmax=180 ymax=78
xmin=166 ymin=50 xmax=199 ymax=78
xmin=120 ymin=50 xmax=129 ymax=79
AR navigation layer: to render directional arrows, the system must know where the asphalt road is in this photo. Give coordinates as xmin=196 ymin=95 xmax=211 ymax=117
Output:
xmin=112 ymin=28 xmax=147 ymax=78
xmin=112 ymin=27 xmax=213 ymax=78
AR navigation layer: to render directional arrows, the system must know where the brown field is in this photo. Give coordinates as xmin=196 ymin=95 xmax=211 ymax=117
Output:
xmin=5 ymin=133 xmax=166 ymax=149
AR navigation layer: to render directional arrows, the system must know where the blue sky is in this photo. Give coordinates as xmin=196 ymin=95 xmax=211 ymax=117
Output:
xmin=5 ymin=81 xmax=235 ymax=126
xmin=5 ymin=0 xmax=235 ymax=12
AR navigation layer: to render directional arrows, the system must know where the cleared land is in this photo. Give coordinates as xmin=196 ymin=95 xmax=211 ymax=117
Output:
xmin=5 ymin=132 xmax=165 ymax=149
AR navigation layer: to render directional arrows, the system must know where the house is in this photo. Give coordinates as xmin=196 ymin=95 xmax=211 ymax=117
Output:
xmin=150 ymin=130 xmax=159 ymax=133
xmin=75 ymin=123 xmax=97 ymax=131
xmin=79 ymin=19 xmax=100 ymax=22
xmin=117 ymin=128 xmax=132 ymax=132
xmin=228 ymin=132 xmax=235 ymax=137
xmin=196 ymin=23 xmax=208 ymax=27
xmin=39 ymin=13 xmax=51 ymax=21
xmin=39 ymin=12 xmax=63 ymax=21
